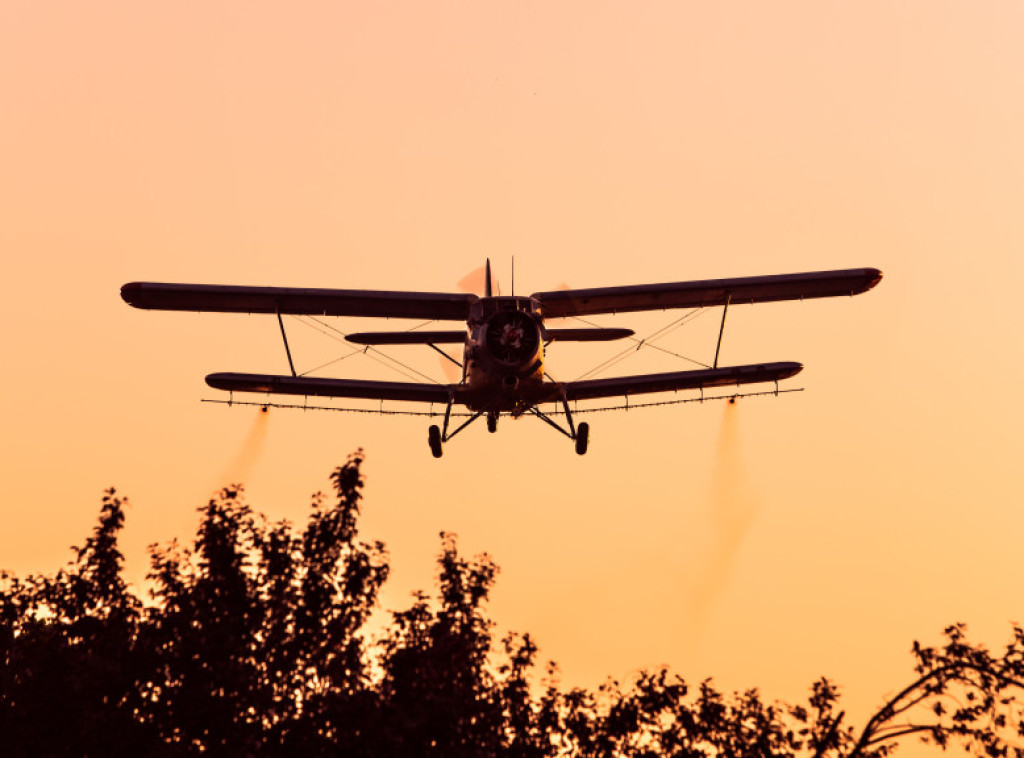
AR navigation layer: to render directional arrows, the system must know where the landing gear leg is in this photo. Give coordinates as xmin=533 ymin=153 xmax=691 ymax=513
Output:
xmin=528 ymin=398 xmax=591 ymax=455
xmin=559 ymin=392 xmax=589 ymax=456
xmin=429 ymin=391 xmax=455 ymax=458
xmin=487 ymin=412 xmax=498 ymax=433
xmin=428 ymin=391 xmax=485 ymax=457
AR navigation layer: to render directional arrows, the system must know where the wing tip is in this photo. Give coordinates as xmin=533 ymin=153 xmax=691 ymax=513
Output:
xmin=205 ymin=372 xmax=230 ymax=390
xmin=779 ymin=361 xmax=804 ymax=379
xmin=859 ymin=267 xmax=884 ymax=293
xmin=120 ymin=281 xmax=144 ymax=306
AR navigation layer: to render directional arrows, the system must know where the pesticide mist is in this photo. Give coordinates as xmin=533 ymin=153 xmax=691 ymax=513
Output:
xmin=681 ymin=403 xmax=759 ymax=650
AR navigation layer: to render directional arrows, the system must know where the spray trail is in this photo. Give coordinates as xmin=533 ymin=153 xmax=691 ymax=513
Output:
xmin=681 ymin=403 xmax=758 ymax=650
xmin=215 ymin=409 xmax=271 ymax=489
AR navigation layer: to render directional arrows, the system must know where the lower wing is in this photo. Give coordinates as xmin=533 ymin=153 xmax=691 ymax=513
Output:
xmin=207 ymin=363 xmax=801 ymax=405
xmin=549 ymin=362 xmax=802 ymax=402
xmin=206 ymin=373 xmax=456 ymax=404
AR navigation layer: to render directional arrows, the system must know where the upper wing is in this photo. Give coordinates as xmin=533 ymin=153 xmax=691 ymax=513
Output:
xmin=206 ymin=372 xmax=456 ymax=404
xmin=550 ymin=362 xmax=802 ymax=402
xmin=531 ymin=268 xmax=882 ymax=318
xmin=122 ymin=282 xmax=478 ymax=321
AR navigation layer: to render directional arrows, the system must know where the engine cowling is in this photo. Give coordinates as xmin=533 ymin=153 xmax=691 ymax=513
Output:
xmin=482 ymin=310 xmax=542 ymax=368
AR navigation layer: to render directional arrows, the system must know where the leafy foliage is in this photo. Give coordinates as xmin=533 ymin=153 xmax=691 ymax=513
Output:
xmin=2 ymin=452 xmax=1022 ymax=756
xmin=846 ymin=623 xmax=1024 ymax=757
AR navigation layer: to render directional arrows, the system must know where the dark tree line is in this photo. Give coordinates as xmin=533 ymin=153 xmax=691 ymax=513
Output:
xmin=2 ymin=451 xmax=1024 ymax=756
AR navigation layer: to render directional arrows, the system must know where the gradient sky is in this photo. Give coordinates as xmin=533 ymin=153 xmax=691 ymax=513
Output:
xmin=2 ymin=2 xmax=1023 ymax=749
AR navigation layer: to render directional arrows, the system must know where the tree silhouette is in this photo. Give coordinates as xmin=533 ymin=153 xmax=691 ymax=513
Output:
xmin=2 ymin=452 xmax=1023 ymax=756
xmin=138 ymin=451 xmax=390 ymax=755
xmin=845 ymin=623 xmax=1024 ymax=757
xmin=0 ymin=488 xmax=159 ymax=755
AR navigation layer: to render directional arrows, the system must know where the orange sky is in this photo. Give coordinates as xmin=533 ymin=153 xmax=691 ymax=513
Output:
xmin=2 ymin=2 xmax=1023 ymax=749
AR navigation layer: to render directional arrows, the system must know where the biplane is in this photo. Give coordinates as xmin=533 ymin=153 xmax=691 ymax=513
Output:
xmin=121 ymin=262 xmax=881 ymax=457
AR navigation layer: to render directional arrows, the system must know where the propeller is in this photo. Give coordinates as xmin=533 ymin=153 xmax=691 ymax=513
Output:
xmin=436 ymin=345 xmax=464 ymax=382
xmin=437 ymin=261 xmax=499 ymax=381
xmin=439 ymin=262 xmax=569 ymax=381
xmin=456 ymin=262 xmax=499 ymax=297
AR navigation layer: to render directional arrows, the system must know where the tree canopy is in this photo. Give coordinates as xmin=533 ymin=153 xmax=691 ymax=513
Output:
xmin=2 ymin=451 xmax=1023 ymax=757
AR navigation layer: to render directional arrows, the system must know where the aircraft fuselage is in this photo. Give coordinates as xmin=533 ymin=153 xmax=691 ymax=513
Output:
xmin=462 ymin=296 xmax=546 ymax=413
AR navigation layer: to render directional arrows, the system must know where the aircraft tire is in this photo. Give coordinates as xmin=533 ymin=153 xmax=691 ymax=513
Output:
xmin=575 ymin=422 xmax=590 ymax=455
xmin=428 ymin=425 xmax=443 ymax=458
xmin=487 ymin=414 xmax=498 ymax=433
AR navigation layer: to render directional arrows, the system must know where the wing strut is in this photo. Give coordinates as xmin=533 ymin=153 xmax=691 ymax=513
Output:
xmin=713 ymin=295 xmax=730 ymax=369
xmin=276 ymin=309 xmax=297 ymax=377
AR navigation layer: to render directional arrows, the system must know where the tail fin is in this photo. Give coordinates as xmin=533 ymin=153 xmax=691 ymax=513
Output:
xmin=485 ymin=258 xmax=493 ymax=297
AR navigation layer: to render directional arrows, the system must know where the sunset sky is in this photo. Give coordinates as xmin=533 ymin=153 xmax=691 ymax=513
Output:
xmin=2 ymin=2 xmax=1023 ymax=748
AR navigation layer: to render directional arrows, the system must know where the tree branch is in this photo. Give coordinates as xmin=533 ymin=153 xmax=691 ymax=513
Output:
xmin=848 ymin=662 xmax=1024 ymax=758
xmin=811 ymin=710 xmax=844 ymax=758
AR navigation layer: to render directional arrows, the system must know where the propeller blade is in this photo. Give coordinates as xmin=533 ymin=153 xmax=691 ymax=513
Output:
xmin=457 ymin=266 xmax=501 ymax=296
xmin=439 ymin=356 xmax=462 ymax=382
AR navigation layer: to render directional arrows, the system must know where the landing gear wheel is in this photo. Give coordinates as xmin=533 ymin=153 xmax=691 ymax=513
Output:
xmin=574 ymin=422 xmax=590 ymax=456
xmin=487 ymin=413 xmax=498 ymax=433
xmin=428 ymin=424 xmax=443 ymax=458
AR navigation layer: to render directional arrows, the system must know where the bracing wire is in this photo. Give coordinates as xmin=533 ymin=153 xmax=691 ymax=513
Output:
xmin=289 ymin=315 xmax=444 ymax=385
xmin=570 ymin=308 xmax=711 ymax=381
xmin=299 ymin=351 xmax=363 ymax=377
